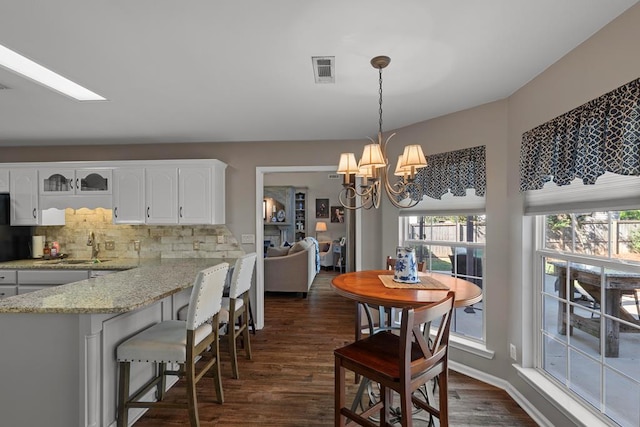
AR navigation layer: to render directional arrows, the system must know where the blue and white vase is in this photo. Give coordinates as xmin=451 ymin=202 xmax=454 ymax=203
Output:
xmin=393 ymin=246 xmax=419 ymax=284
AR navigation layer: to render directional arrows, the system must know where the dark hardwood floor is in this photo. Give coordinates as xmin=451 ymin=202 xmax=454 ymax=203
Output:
xmin=134 ymin=270 xmax=537 ymax=426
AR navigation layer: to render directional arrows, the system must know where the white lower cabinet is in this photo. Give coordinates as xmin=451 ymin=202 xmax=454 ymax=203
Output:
xmin=0 ymin=285 xmax=17 ymax=298
xmin=0 ymin=271 xmax=17 ymax=299
xmin=16 ymin=270 xmax=91 ymax=294
xmin=8 ymin=269 xmax=120 ymax=295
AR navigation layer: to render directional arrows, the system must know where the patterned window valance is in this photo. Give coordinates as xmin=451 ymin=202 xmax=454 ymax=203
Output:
xmin=520 ymin=78 xmax=640 ymax=192
xmin=411 ymin=145 xmax=486 ymax=201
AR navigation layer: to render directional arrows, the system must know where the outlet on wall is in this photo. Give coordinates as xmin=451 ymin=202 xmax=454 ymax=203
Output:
xmin=217 ymin=235 xmax=225 ymax=244
xmin=193 ymin=240 xmax=200 ymax=250
xmin=104 ymin=240 xmax=115 ymax=250
xmin=510 ymin=343 xmax=517 ymax=361
xmin=241 ymin=234 xmax=255 ymax=244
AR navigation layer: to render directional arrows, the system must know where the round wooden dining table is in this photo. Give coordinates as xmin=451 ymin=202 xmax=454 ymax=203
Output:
xmin=332 ymin=269 xmax=483 ymax=424
xmin=331 ymin=269 xmax=483 ymax=309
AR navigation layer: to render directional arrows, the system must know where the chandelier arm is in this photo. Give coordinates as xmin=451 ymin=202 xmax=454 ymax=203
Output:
xmin=381 ymin=168 xmax=423 ymax=208
xmin=339 ymin=183 xmax=381 ymax=210
xmin=381 ymin=132 xmax=396 ymax=157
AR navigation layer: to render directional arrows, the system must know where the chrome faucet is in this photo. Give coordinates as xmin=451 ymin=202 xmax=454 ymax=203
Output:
xmin=87 ymin=232 xmax=100 ymax=260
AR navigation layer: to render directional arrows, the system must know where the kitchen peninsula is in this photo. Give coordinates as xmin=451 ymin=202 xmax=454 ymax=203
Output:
xmin=0 ymin=257 xmax=233 ymax=427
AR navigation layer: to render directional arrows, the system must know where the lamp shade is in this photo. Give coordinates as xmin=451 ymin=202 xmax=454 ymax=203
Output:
xmin=400 ymin=144 xmax=427 ymax=169
xmin=356 ymin=160 xmax=374 ymax=178
xmin=337 ymin=153 xmax=358 ymax=175
xmin=315 ymin=221 xmax=327 ymax=232
xmin=359 ymin=144 xmax=386 ymax=168
xmin=394 ymin=155 xmax=411 ymax=177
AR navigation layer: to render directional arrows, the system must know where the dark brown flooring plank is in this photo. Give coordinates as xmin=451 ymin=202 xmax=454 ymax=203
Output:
xmin=133 ymin=270 xmax=537 ymax=426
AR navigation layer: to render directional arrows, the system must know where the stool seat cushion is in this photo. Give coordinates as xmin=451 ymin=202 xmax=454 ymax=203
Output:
xmin=117 ymin=320 xmax=212 ymax=363
xmin=221 ymin=296 xmax=243 ymax=311
xmin=220 ymin=297 xmax=242 ymax=324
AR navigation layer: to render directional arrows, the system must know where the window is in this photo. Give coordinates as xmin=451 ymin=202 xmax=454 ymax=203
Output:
xmin=401 ymin=214 xmax=485 ymax=340
xmin=536 ymin=211 xmax=640 ymax=427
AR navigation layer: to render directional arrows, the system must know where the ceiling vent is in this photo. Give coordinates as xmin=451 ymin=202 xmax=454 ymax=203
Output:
xmin=312 ymin=56 xmax=335 ymax=83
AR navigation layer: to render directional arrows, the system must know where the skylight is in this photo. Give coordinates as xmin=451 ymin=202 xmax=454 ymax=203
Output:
xmin=0 ymin=44 xmax=106 ymax=101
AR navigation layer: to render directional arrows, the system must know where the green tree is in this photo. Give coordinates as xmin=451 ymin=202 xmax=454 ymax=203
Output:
xmin=620 ymin=210 xmax=640 ymax=220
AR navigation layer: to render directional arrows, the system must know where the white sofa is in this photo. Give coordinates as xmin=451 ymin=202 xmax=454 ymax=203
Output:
xmin=264 ymin=239 xmax=317 ymax=297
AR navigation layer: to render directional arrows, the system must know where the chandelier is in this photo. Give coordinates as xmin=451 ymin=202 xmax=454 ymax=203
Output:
xmin=336 ymin=56 xmax=427 ymax=210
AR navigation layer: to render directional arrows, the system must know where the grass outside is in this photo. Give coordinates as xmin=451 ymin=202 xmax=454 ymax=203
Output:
xmin=421 ymin=256 xmax=452 ymax=272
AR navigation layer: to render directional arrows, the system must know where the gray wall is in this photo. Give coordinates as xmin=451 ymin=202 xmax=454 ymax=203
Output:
xmin=1 ymin=3 xmax=639 ymax=425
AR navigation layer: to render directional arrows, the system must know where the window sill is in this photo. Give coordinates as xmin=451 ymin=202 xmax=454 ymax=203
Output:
xmin=450 ymin=335 xmax=494 ymax=359
xmin=515 ymin=366 xmax=611 ymax=427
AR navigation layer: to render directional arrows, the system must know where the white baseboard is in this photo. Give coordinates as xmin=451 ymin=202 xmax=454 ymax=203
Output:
xmin=449 ymin=361 xmax=554 ymax=427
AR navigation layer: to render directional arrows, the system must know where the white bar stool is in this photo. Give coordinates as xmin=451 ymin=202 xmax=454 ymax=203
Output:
xmin=116 ymin=262 xmax=229 ymax=427
xmin=221 ymin=252 xmax=257 ymax=379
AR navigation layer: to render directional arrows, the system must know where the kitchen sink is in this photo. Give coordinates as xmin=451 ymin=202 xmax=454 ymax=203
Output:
xmin=61 ymin=259 xmax=110 ymax=265
xmin=35 ymin=259 xmax=110 ymax=265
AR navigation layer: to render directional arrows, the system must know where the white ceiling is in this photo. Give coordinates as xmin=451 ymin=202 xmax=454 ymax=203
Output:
xmin=0 ymin=0 xmax=637 ymax=147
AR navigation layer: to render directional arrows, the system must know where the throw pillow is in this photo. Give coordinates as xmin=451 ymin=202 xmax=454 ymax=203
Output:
xmin=266 ymin=247 xmax=289 ymax=257
xmin=288 ymin=240 xmax=309 ymax=255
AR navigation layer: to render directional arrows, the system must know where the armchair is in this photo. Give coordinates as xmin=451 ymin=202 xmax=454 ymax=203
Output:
xmin=318 ymin=240 xmax=334 ymax=270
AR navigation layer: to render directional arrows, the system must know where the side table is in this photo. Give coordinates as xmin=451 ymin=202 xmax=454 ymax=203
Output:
xmin=333 ymin=244 xmax=345 ymax=273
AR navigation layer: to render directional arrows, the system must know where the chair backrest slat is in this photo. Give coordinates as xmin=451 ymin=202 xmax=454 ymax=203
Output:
xmin=228 ymin=253 xmax=257 ymax=299
xmin=186 ymin=263 xmax=229 ymax=330
xmin=399 ymin=291 xmax=455 ymax=379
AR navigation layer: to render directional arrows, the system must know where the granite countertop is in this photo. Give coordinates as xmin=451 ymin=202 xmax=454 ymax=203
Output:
xmin=0 ymin=258 xmax=233 ymax=314
xmin=0 ymin=258 xmax=143 ymax=270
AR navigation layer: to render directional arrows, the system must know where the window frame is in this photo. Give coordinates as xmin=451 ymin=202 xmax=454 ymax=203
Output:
xmin=532 ymin=212 xmax=640 ymax=427
xmin=400 ymin=214 xmax=486 ymax=344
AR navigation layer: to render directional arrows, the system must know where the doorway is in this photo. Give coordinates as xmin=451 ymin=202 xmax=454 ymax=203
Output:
xmin=254 ymin=166 xmax=356 ymax=329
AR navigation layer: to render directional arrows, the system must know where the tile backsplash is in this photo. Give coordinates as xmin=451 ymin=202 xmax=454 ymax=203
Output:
xmin=34 ymin=208 xmax=244 ymax=259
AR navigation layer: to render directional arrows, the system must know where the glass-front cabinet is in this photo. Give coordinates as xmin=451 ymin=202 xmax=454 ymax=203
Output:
xmin=39 ymin=169 xmax=111 ymax=195
xmin=295 ymin=189 xmax=307 ymax=241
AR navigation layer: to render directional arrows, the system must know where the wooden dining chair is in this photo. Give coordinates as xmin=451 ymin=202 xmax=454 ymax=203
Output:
xmin=116 ymin=263 xmax=229 ymax=427
xmin=335 ymin=291 xmax=456 ymax=427
xmin=220 ymin=252 xmax=257 ymax=379
xmin=356 ymin=257 xmax=428 ymax=338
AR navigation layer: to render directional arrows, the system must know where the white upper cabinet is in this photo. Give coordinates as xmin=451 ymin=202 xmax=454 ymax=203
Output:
xmin=39 ymin=168 xmax=111 ymax=195
xmin=121 ymin=162 xmax=224 ymax=225
xmin=2 ymin=160 xmax=226 ymax=226
xmin=0 ymin=169 xmax=9 ymax=192
xmin=179 ymin=167 xmax=211 ymax=224
xmin=76 ymin=169 xmax=111 ymax=194
xmin=112 ymin=168 xmax=145 ymax=224
xmin=10 ymin=169 xmax=39 ymax=225
xmin=145 ymin=167 xmax=179 ymax=224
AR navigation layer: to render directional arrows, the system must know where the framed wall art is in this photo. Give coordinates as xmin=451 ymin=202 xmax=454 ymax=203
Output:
xmin=315 ymin=198 xmax=329 ymax=218
xmin=331 ymin=206 xmax=344 ymax=223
